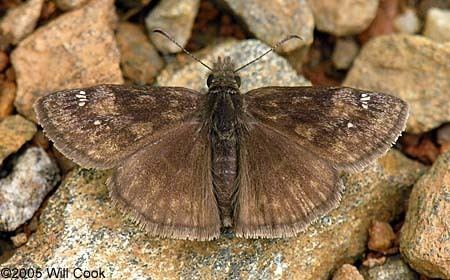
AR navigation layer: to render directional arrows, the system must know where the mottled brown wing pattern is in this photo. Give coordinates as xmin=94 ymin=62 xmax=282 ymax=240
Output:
xmin=107 ymin=123 xmax=221 ymax=241
xmin=34 ymin=84 xmax=202 ymax=169
xmin=245 ymin=86 xmax=409 ymax=172
xmin=234 ymin=123 xmax=343 ymax=238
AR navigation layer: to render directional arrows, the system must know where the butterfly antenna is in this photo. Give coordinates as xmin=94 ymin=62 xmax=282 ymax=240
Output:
xmin=152 ymin=29 xmax=213 ymax=71
xmin=234 ymin=35 xmax=303 ymax=73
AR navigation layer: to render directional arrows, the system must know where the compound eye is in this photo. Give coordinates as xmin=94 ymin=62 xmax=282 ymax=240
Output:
xmin=234 ymin=75 xmax=241 ymax=87
xmin=207 ymin=74 xmax=214 ymax=87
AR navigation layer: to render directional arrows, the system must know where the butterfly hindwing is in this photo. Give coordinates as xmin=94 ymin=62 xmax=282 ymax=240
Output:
xmin=234 ymin=122 xmax=343 ymax=238
xmin=245 ymin=86 xmax=408 ymax=172
xmin=107 ymin=122 xmax=221 ymax=241
xmin=34 ymin=84 xmax=203 ymax=169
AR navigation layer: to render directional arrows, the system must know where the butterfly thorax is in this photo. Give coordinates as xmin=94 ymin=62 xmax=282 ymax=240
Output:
xmin=204 ymin=56 xmax=243 ymax=227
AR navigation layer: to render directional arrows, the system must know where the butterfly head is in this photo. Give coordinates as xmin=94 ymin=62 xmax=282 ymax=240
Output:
xmin=207 ymin=56 xmax=241 ymax=89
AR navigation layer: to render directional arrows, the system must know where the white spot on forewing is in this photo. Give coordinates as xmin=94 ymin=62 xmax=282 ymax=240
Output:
xmin=79 ymin=90 xmax=86 ymax=95
xmin=347 ymin=122 xmax=354 ymax=128
xmin=360 ymin=96 xmax=370 ymax=101
xmin=78 ymin=102 xmax=85 ymax=107
xmin=362 ymin=103 xmax=368 ymax=109
xmin=75 ymin=94 xmax=85 ymax=98
xmin=94 ymin=120 xmax=101 ymax=125
xmin=361 ymin=93 xmax=368 ymax=97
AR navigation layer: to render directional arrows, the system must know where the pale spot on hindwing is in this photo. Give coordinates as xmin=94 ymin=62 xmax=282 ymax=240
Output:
xmin=347 ymin=122 xmax=354 ymax=128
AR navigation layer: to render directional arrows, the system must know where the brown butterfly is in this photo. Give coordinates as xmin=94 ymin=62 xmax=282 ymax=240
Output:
xmin=34 ymin=30 xmax=408 ymax=240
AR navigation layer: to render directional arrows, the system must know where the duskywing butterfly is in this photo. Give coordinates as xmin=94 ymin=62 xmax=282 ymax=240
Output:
xmin=34 ymin=30 xmax=408 ymax=240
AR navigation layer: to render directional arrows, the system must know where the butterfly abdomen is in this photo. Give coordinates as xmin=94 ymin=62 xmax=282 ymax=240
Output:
xmin=208 ymin=87 xmax=242 ymax=227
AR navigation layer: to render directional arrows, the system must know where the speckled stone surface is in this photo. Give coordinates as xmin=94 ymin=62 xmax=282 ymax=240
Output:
xmin=0 ymin=0 xmax=44 ymax=45
xmin=157 ymin=39 xmax=311 ymax=93
xmin=4 ymin=150 xmax=425 ymax=279
xmin=0 ymin=115 xmax=36 ymax=164
xmin=220 ymin=0 xmax=314 ymax=52
xmin=359 ymin=255 xmax=419 ymax=280
xmin=344 ymin=34 xmax=450 ymax=133
xmin=11 ymin=0 xmax=123 ymax=122
xmin=146 ymin=0 xmax=200 ymax=53
xmin=400 ymin=149 xmax=450 ymax=279
xmin=0 ymin=147 xmax=60 ymax=231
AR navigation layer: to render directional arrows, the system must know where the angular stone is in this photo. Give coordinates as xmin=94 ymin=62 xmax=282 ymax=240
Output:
xmin=56 ymin=0 xmax=91 ymax=10
xmin=344 ymin=34 xmax=450 ymax=133
xmin=157 ymin=39 xmax=311 ymax=93
xmin=394 ymin=8 xmax=421 ymax=34
xmin=11 ymin=0 xmax=123 ymax=122
xmin=367 ymin=221 xmax=396 ymax=253
xmin=423 ymin=8 xmax=450 ymax=43
xmin=221 ymin=0 xmax=314 ymax=52
xmin=3 ymin=150 xmax=425 ymax=279
xmin=0 ymin=115 xmax=36 ymax=164
xmin=116 ymin=22 xmax=164 ymax=85
xmin=146 ymin=0 xmax=200 ymax=53
xmin=0 ymin=51 xmax=9 ymax=72
xmin=308 ymin=0 xmax=379 ymax=36
xmin=400 ymin=149 xmax=450 ymax=279
xmin=360 ymin=255 xmax=419 ymax=280
xmin=332 ymin=264 xmax=364 ymax=280
xmin=0 ymin=0 xmax=44 ymax=45
xmin=0 ymin=81 xmax=16 ymax=119
xmin=0 ymin=147 xmax=60 ymax=231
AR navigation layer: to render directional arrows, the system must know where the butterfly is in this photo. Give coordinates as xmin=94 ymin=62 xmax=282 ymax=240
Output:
xmin=34 ymin=30 xmax=408 ymax=240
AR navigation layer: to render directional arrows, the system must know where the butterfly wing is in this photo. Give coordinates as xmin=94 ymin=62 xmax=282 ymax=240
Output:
xmin=234 ymin=122 xmax=343 ymax=238
xmin=34 ymin=84 xmax=203 ymax=169
xmin=108 ymin=122 xmax=221 ymax=240
xmin=244 ymin=86 xmax=408 ymax=172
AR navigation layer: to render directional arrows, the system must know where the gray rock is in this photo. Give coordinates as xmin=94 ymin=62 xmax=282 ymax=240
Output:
xmin=157 ymin=39 xmax=311 ymax=93
xmin=437 ymin=123 xmax=450 ymax=145
xmin=0 ymin=115 xmax=36 ymax=165
xmin=400 ymin=149 xmax=450 ymax=279
xmin=220 ymin=0 xmax=314 ymax=52
xmin=308 ymin=0 xmax=379 ymax=36
xmin=0 ymin=147 xmax=60 ymax=232
xmin=360 ymin=255 xmax=419 ymax=280
xmin=56 ymin=0 xmax=90 ymax=10
xmin=146 ymin=0 xmax=200 ymax=53
xmin=332 ymin=38 xmax=360 ymax=70
xmin=3 ymin=150 xmax=425 ymax=279
xmin=0 ymin=0 xmax=44 ymax=45
xmin=394 ymin=9 xmax=421 ymax=34
xmin=344 ymin=34 xmax=450 ymax=133
xmin=116 ymin=22 xmax=164 ymax=85
xmin=11 ymin=0 xmax=123 ymax=122
xmin=423 ymin=8 xmax=450 ymax=42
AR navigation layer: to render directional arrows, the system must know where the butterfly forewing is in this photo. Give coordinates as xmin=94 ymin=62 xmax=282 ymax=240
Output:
xmin=108 ymin=122 xmax=221 ymax=241
xmin=244 ymin=86 xmax=409 ymax=172
xmin=34 ymin=85 xmax=203 ymax=169
xmin=234 ymin=122 xmax=343 ymax=238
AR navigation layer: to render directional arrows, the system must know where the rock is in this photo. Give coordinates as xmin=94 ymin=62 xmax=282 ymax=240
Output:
xmin=0 ymin=115 xmax=36 ymax=165
xmin=146 ymin=0 xmax=200 ymax=53
xmin=423 ymin=8 xmax=450 ymax=42
xmin=157 ymin=39 xmax=311 ymax=93
xmin=362 ymin=254 xmax=387 ymax=268
xmin=3 ymin=150 xmax=425 ymax=279
xmin=116 ymin=22 xmax=164 ymax=85
xmin=358 ymin=0 xmax=398 ymax=44
xmin=0 ymin=0 xmax=44 ymax=45
xmin=0 ymin=147 xmax=60 ymax=232
xmin=394 ymin=9 xmax=421 ymax=34
xmin=56 ymin=0 xmax=90 ymax=10
xmin=309 ymin=0 xmax=379 ymax=36
xmin=0 ymin=51 xmax=9 ymax=72
xmin=344 ymin=34 xmax=450 ymax=133
xmin=437 ymin=123 xmax=450 ymax=146
xmin=400 ymin=149 xmax=450 ymax=279
xmin=331 ymin=38 xmax=359 ymax=70
xmin=367 ymin=221 xmax=396 ymax=253
xmin=221 ymin=0 xmax=314 ymax=52
xmin=11 ymin=0 xmax=123 ymax=122
xmin=360 ymin=255 xmax=419 ymax=280
xmin=332 ymin=264 xmax=364 ymax=280
xmin=10 ymin=233 xmax=28 ymax=248
xmin=0 ymin=81 xmax=16 ymax=119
